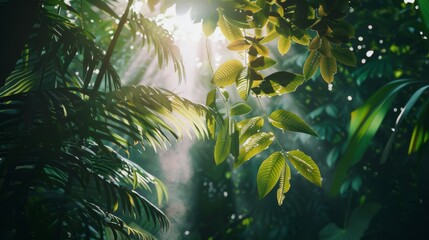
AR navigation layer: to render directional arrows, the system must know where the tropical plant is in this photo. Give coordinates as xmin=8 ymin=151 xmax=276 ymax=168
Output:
xmin=176 ymin=0 xmax=358 ymax=204
xmin=0 ymin=0 xmax=211 ymax=238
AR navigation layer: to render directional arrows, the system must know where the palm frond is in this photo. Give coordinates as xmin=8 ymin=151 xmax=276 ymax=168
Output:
xmin=128 ymin=13 xmax=185 ymax=82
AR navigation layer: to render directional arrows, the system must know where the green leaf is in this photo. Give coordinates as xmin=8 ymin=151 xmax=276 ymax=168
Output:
xmin=277 ymin=162 xmax=291 ymax=206
xmin=269 ymin=109 xmax=318 ymax=136
xmin=250 ymin=56 xmax=277 ymax=70
xmin=331 ymin=28 xmax=350 ymax=43
xmin=236 ymin=67 xmax=251 ymax=100
xmin=287 ymin=150 xmax=322 ymax=187
xmin=214 ymin=118 xmax=231 ymax=165
xmin=320 ymin=55 xmax=337 ymax=84
xmin=318 ymin=37 xmax=331 ymax=57
xmin=253 ymin=43 xmax=270 ymax=56
xmin=303 ymin=51 xmax=321 ymax=80
xmin=252 ymin=72 xmax=305 ymax=97
xmin=309 ymin=35 xmax=322 ymax=50
xmin=213 ymin=60 xmax=244 ymax=87
xmin=418 ymin=0 xmax=429 ymax=30
xmin=218 ymin=12 xmax=243 ymax=42
xmin=237 ymin=116 xmax=264 ymax=144
xmin=292 ymin=34 xmax=310 ymax=45
xmin=331 ymin=47 xmax=357 ymax=66
xmin=230 ymin=119 xmax=240 ymax=158
xmin=227 ymin=40 xmax=251 ymax=51
xmin=278 ymin=35 xmax=292 ymax=55
xmin=328 ymin=79 xmax=417 ymax=197
xmin=230 ymin=102 xmax=252 ymax=116
xmin=408 ymin=101 xmax=429 ymax=154
xmin=257 ymin=152 xmax=285 ymax=198
xmin=319 ymin=203 xmax=381 ymax=240
xmin=202 ymin=13 xmax=219 ymax=37
xmin=261 ymin=29 xmax=280 ymax=44
xmin=235 ymin=132 xmax=275 ymax=168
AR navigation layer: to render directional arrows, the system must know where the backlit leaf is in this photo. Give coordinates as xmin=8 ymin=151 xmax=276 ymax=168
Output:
xmin=257 ymin=152 xmax=285 ymax=198
xmin=287 ymin=150 xmax=322 ymax=187
xmin=202 ymin=13 xmax=219 ymax=37
xmin=320 ymin=55 xmax=337 ymax=84
xmin=235 ymin=132 xmax=274 ymax=168
xmin=237 ymin=116 xmax=264 ymax=144
xmin=236 ymin=67 xmax=251 ymax=100
xmin=227 ymin=40 xmax=251 ymax=51
xmin=278 ymin=35 xmax=292 ymax=55
xmin=213 ymin=60 xmax=243 ymax=87
xmin=250 ymin=56 xmax=277 ymax=70
xmin=277 ymin=161 xmax=291 ymax=205
xmin=303 ymin=51 xmax=321 ymax=80
xmin=230 ymin=102 xmax=252 ymax=116
xmin=269 ymin=109 xmax=318 ymax=136
xmin=309 ymin=35 xmax=322 ymax=50
xmin=218 ymin=12 xmax=243 ymax=42
xmin=253 ymin=43 xmax=270 ymax=56
xmin=214 ymin=118 xmax=231 ymax=165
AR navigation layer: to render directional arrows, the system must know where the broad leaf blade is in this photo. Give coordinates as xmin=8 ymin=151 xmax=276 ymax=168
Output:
xmin=230 ymin=102 xmax=252 ymax=116
xmin=303 ymin=51 xmax=321 ymax=80
xmin=237 ymin=116 xmax=264 ymax=144
xmin=227 ymin=40 xmax=251 ymax=51
xmin=287 ymin=150 xmax=322 ymax=187
xmin=257 ymin=152 xmax=285 ymax=198
xmin=331 ymin=47 xmax=357 ymax=66
xmin=218 ymin=12 xmax=243 ymax=42
xmin=278 ymin=35 xmax=292 ymax=55
xmin=277 ymin=162 xmax=291 ymax=206
xmin=214 ymin=118 xmax=231 ymax=165
xmin=235 ymin=132 xmax=274 ymax=168
xmin=212 ymin=60 xmax=243 ymax=87
xmin=269 ymin=109 xmax=318 ymax=136
xmin=320 ymin=55 xmax=337 ymax=84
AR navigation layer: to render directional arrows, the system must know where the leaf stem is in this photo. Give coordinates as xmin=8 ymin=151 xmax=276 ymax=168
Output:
xmin=205 ymin=38 xmax=230 ymax=117
xmin=256 ymin=97 xmax=285 ymax=153
xmin=92 ymin=0 xmax=134 ymax=91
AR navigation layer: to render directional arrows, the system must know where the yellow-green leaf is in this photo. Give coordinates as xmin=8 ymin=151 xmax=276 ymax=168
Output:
xmin=287 ymin=150 xmax=322 ymax=187
xmin=309 ymin=35 xmax=322 ymax=50
xmin=257 ymin=152 xmax=285 ymax=198
xmin=214 ymin=118 xmax=231 ymax=165
xmin=277 ymin=162 xmax=291 ymax=205
xmin=253 ymin=42 xmax=270 ymax=56
xmin=227 ymin=40 xmax=251 ymax=51
xmin=253 ymin=71 xmax=305 ymax=97
xmin=260 ymin=29 xmax=280 ymax=44
xmin=237 ymin=116 xmax=264 ymax=144
xmin=250 ymin=56 xmax=277 ymax=70
xmin=235 ymin=132 xmax=274 ymax=168
xmin=213 ymin=60 xmax=243 ymax=87
xmin=303 ymin=51 xmax=321 ymax=80
xmin=278 ymin=35 xmax=291 ymax=55
xmin=292 ymin=34 xmax=310 ymax=45
xmin=230 ymin=102 xmax=252 ymax=116
xmin=320 ymin=55 xmax=337 ymax=84
xmin=236 ymin=67 xmax=251 ymax=100
xmin=218 ymin=12 xmax=243 ymax=42
xmin=269 ymin=109 xmax=318 ymax=136
xmin=202 ymin=13 xmax=219 ymax=37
